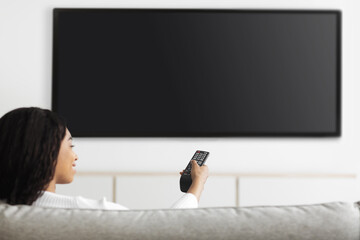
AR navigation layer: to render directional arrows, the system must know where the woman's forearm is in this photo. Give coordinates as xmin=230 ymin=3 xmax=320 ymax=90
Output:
xmin=187 ymin=178 xmax=206 ymax=202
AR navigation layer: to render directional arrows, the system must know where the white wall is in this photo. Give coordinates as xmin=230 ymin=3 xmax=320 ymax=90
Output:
xmin=1 ymin=0 xmax=360 ymax=181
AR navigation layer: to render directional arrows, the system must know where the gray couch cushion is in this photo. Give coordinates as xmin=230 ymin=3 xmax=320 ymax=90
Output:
xmin=1 ymin=201 xmax=359 ymax=240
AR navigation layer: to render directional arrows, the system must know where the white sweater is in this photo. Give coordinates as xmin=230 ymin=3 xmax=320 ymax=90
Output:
xmin=32 ymin=191 xmax=198 ymax=210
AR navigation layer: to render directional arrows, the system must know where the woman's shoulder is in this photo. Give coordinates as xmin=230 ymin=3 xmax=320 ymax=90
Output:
xmin=33 ymin=191 xmax=78 ymax=208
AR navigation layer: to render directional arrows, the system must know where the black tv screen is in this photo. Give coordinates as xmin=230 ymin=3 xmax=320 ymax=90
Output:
xmin=52 ymin=9 xmax=341 ymax=137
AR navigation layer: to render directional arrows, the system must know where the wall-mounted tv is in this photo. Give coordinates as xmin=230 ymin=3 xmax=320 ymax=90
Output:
xmin=52 ymin=9 xmax=341 ymax=137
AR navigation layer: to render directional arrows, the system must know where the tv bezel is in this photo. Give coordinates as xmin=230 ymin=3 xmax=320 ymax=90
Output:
xmin=52 ymin=8 xmax=341 ymax=137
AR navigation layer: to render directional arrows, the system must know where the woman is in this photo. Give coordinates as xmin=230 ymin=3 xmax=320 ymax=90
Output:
xmin=0 ymin=107 xmax=208 ymax=209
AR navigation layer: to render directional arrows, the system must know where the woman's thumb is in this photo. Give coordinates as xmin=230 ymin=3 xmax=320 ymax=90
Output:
xmin=191 ymin=160 xmax=199 ymax=168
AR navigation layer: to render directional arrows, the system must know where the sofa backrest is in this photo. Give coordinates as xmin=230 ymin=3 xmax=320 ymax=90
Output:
xmin=1 ymin=201 xmax=359 ymax=240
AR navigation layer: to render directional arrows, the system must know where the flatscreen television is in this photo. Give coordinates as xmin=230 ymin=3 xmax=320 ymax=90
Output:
xmin=52 ymin=9 xmax=341 ymax=137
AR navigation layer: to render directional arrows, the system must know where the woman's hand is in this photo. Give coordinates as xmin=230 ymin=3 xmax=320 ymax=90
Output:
xmin=190 ymin=160 xmax=208 ymax=184
xmin=180 ymin=160 xmax=209 ymax=202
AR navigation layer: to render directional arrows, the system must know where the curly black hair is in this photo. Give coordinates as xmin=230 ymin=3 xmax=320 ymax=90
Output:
xmin=0 ymin=107 xmax=67 ymax=205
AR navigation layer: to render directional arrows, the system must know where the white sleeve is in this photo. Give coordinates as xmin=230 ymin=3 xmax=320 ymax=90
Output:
xmin=170 ymin=193 xmax=198 ymax=209
xmin=76 ymin=196 xmax=129 ymax=210
xmin=75 ymin=194 xmax=197 ymax=210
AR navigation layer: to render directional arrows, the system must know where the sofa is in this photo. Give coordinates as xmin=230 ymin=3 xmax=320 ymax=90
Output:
xmin=1 ymin=201 xmax=359 ymax=240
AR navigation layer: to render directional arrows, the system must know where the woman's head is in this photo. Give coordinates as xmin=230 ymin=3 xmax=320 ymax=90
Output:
xmin=0 ymin=107 xmax=77 ymax=205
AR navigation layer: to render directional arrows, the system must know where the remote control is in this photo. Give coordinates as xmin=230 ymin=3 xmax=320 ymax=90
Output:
xmin=180 ymin=150 xmax=209 ymax=193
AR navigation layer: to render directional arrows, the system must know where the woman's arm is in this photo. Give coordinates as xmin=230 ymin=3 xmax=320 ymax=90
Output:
xmin=186 ymin=160 xmax=209 ymax=202
xmin=171 ymin=161 xmax=208 ymax=208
